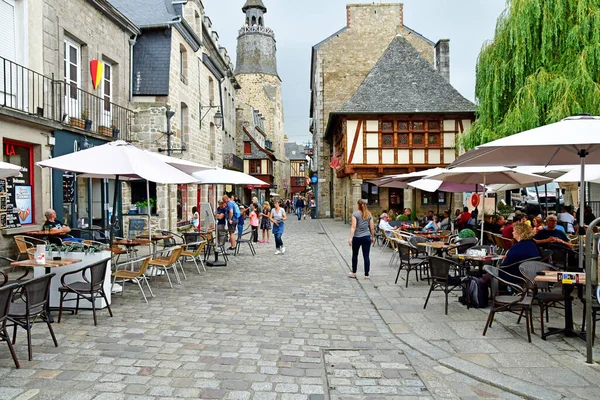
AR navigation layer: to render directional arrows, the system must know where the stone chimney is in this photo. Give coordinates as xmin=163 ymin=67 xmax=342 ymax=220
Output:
xmin=346 ymin=3 xmax=403 ymax=29
xmin=435 ymin=39 xmax=450 ymax=82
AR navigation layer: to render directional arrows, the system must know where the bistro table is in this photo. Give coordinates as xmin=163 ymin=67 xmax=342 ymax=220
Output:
xmin=535 ymin=270 xmax=586 ymax=340
xmin=11 ymin=258 xmax=82 ymax=322
xmin=113 ymin=239 xmax=152 ymax=259
xmin=136 ymin=234 xmax=173 ymax=256
xmin=455 ymin=254 xmax=506 ymax=276
xmin=417 ymin=241 xmax=451 ymax=256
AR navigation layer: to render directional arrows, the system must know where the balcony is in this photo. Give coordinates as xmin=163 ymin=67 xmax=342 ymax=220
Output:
xmin=223 ymin=153 xmax=244 ymax=171
xmin=1 ymin=56 xmax=132 ymax=141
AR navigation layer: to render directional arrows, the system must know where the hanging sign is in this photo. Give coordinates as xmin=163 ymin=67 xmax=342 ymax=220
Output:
xmin=90 ymin=60 xmax=104 ymax=90
xmin=471 ymin=193 xmax=480 ymax=208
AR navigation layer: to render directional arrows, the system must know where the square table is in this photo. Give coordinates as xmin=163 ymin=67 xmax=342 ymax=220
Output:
xmin=535 ymin=271 xmax=586 ymax=340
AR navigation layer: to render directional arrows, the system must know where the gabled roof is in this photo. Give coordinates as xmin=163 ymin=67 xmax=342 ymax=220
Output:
xmin=243 ymin=0 xmax=267 ymax=12
xmin=108 ymin=0 xmax=176 ymax=27
xmin=243 ymin=127 xmax=277 ymax=161
xmin=285 ymin=143 xmax=307 ymax=161
xmin=339 ymin=35 xmax=475 ymax=114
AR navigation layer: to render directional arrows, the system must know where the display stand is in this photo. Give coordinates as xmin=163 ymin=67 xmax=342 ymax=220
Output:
xmin=199 ymin=202 xmax=227 ymax=267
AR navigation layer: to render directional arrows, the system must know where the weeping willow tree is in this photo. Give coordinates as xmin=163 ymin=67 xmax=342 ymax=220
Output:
xmin=461 ymin=0 xmax=600 ymax=150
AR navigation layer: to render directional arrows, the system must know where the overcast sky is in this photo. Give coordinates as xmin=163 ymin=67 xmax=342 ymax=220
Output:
xmin=204 ymin=0 xmax=507 ymax=144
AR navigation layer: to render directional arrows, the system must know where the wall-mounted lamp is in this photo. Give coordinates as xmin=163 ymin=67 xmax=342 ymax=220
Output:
xmin=200 ymin=105 xmax=223 ymax=129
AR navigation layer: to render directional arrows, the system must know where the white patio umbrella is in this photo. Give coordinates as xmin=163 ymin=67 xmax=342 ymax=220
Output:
xmin=0 ymin=161 xmax=23 ymax=178
xmin=192 ymin=168 xmax=269 ymax=186
xmin=555 ymin=164 xmax=600 ymax=184
xmin=37 ymin=141 xmax=197 ymax=243
xmin=448 ymin=115 xmax=600 ymax=363
xmin=427 ymin=167 xmax=552 ymax=241
xmin=146 ymin=151 xmax=212 ymax=174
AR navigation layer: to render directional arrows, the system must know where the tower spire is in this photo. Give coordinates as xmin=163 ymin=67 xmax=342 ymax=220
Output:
xmin=243 ymin=0 xmax=267 ymax=27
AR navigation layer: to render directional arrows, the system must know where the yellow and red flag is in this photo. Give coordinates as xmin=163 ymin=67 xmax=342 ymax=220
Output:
xmin=90 ymin=60 xmax=104 ymax=90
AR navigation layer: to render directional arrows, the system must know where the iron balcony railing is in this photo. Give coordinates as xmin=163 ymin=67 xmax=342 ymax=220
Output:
xmin=223 ymin=153 xmax=244 ymax=171
xmin=1 ymin=56 xmax=132 ymax=141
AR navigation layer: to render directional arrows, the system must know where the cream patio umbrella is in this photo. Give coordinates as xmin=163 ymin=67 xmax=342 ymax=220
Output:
xmin=427 ymin=166 xmax=552 ymax=242
xmin=447 ymin=115 xmax=600 ymax=363
xmin=0 ymin=161 xmax=24 ymax=179
xmin=37 ymin=141 xmax=197 ymax=244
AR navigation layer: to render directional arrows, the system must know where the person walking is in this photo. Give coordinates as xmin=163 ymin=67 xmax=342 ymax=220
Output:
xmin=223 ymin=194 xmax=241 ymax=251
xmin=249 ymin=204 xmax=259 ymax=242
xmin=295 ymin=196 xmax=305 ymax=220
xmin=270 ymin=200 xmax=287 ymax=254
xmin=259 ymin=202 xmax=272 ymax=243
xmin=348 ymin=199 xmax=375 ymax=279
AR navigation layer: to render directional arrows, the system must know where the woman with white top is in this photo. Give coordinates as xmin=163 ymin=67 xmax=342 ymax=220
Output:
xmin=270 ymin=200 xmax=288 ymax=255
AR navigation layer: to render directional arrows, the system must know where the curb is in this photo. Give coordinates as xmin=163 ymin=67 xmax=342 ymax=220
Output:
xmin=320 ymin=220 xmax=564 ymax=400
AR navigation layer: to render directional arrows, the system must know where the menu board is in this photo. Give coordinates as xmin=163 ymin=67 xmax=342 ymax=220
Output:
xmin=63 ymin=172 xmax=75 ymax=203
xmin=0 ymin=178 xmax=22 ymax=229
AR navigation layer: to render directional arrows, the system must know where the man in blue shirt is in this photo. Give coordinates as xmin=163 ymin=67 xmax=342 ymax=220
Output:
xmin=534 ymin=215 xmax=573 ymax=249
xmin=223 ymin=195 xmax=241 ymax=251
xmin=295 ymin=197 xmax=305 ymax=220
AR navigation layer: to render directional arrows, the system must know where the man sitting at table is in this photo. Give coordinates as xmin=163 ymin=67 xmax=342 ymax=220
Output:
xmin=534 ymin=215 xmax=573 ymax=249
xmin=378 ymin=213 xmax=399 ymax=237
xmin=43 ymin=208 xmax=82 ymax=244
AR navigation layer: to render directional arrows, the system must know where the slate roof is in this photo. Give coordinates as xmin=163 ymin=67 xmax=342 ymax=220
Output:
xmin=285 ymin=143 xmax=307 ymax=161
xmin=243 ymin=0 xmax=267 ymax=12
xmin=339 ymin=35 xmax=475 ymax=114
xmin=109 ymin=0 xmax=178 ymax=27
xmin=244 ymin=127 xmax=276 ymax=161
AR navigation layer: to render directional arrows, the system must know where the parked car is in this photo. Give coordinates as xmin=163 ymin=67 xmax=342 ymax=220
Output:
xmin=514 ymin=182 xmax=564 ymax=215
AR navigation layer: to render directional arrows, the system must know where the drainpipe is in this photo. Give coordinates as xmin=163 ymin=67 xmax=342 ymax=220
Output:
xmin=128 ymin=35 xmax=137 ymax=102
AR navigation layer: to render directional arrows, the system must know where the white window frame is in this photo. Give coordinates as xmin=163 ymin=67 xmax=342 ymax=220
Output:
xmin=63 ymin=37 xmax=81 ymax=119
xmin=101 ymin=61 xmax=112 ymax=126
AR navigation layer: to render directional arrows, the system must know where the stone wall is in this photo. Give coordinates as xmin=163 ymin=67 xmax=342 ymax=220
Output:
xmin=311 ymin=3 xmax=435 ymax=218
xmin=42 ymin=0 xmax=134 ymax=108
xmin=235 ymin=73 xmax=286 ymax=195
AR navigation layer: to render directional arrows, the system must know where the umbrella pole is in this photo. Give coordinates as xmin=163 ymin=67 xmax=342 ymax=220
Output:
xmin=534 ymin=184 xmax=540 ymax=216
xmin=109 ymin=175 xmax=120 ymax=246
xmin=147 ymin=180 xmax=151 ymax=241
xmin=545 ymin=184 xmax=548 ymax=217
xmin=579 ymin=152 xmax=593 ymax=364
xmin=481 ymin=175 xmax=486 ymax=243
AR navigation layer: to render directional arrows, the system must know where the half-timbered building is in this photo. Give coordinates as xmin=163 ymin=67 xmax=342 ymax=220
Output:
xmin=324 ymin=35 xmax=475 ymax=220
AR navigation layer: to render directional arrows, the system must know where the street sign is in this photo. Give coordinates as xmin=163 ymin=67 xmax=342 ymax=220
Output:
xmin=311 ymin=175 xmax=318 ymax=183
xmin=318 ymin=178 xmax=326 ymax=183
xmin=273 ymin=185 xmax=278 ymax=189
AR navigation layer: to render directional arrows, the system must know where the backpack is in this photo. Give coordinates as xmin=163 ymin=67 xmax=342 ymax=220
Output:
xmin=459 ymin=276 xmax=488 ymax=308
xmin=232 ymin=202 xmax=241 ymax=219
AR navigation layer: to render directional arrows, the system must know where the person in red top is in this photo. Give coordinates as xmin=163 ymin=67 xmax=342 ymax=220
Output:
xmin=456 ymin=206 xmax=471 ymax=230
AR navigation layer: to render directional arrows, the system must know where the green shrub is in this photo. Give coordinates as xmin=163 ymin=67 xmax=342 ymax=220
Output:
xmin=458 ymin=228 xmax=476 ymax=239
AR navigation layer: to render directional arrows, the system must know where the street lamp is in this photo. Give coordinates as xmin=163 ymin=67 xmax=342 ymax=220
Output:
xmin=201 ymin=106 xmax=223 ymax=129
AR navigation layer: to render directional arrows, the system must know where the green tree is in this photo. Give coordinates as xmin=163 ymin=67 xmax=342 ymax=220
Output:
xmin=461 ymin=0 xmax=600 ymax=150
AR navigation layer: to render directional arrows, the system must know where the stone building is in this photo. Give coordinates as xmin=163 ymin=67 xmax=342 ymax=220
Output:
xmin=284 ymin=143 xmax=308 ymax=197
xmin=234 ymin=0 xmax=287 ymax=196
xmin=110 ymin=0 xmax=239 ymax=233
xmin=235 ymin=102 xmax=276 ymax=204
xmin=310 ymin=3 xmax=474 ymax=219
xmin=0 ymin=0 xmax=138 ymax=256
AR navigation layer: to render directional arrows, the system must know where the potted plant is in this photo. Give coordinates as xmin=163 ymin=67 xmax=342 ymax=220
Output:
xmin=111 ymin=122 xmax=120 ymax=139
xmin=69 ymin=113 xmax=85 ymax=129
xmin=136 ymin=198 xmax=156 ymax=215
xmin=82 ymin=108 xmax=93 ymax=131
xmin=98 ymin=125 xmax=112 ymax=136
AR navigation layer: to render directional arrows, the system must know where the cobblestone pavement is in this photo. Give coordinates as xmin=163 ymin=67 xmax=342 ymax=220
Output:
xmin=321 ymin=219 xmax=600 ymax=400
xmin=0 ymin=218 xmax=531 ymax=399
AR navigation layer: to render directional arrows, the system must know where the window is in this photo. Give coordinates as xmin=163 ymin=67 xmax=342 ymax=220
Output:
xmin=413 ymin=121 xmax=424 ymax=131
xmin=102 ymin=62 xmax=112 ymax=113
xmin=3 ymin=139 xmax=34 ymax=225
xmin=382 ymin=133 xmax=394 ymax=148
xmin=421 ymin=191 xmax=446 ymax=205
xmin=361 ymin=183 xmax=379 ymax=206
xmin=398 ymin=121 xmax=409 ymax=131
xmin=63 ymin=38 xmax=81 ymax=117
xmin=0 ymin=0 xmax=17 ymax=106
xmin=209 ymin=122 xmax=216 ymax=159
xmin=208 ymin=77 xmax=215 ymax=106
xmin=428 ymin=121 xmax=440 ymax=131
xmin=428 ymin=133 xmax=440 ymax=147
xmin=413 ymin=133 xmax=424 ymax=147
xmin=131 ymin=181 xmax=157 ymax=212
xmin=244 ymin=142 xmax=251 ymax=155
xmin=382 ymin=121 xmax=393 ymax=131
xmin=179 ymin=44 xmax=187 ymax=84
xmin=251 ymin=16 xmax=256 ymax=25
xmin=180 ymin=102 xmax=188 ymax=145
xmin=249 ymin=160 xmax=261 ymax=174
xmin=177 ymin=184 xmax=188 ymax=223
xmin=398 ymin=133 xmax=409 ymax=147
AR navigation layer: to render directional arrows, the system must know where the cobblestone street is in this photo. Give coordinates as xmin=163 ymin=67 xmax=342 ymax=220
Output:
xmin=0 ymin=218 xmax=530 ymax=400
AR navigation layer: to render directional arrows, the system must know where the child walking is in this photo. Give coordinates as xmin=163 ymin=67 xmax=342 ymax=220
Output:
xmin=259 ymin=202 xmax=272 ymax=243
xmin=249 ymin=204 xmax=259 ymax=242
xmin=237 ymin=205 xmax=246 ymax=241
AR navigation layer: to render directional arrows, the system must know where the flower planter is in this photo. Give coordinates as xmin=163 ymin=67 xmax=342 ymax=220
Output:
xmin=98 ymin=126 xmax=112 ymax=136
xmin=32 ymin=251 xmax=112 ymax=309
xmin=84 ymin=119 xmax=93 ymax=131
xmin=69 ymin=117 xmax=85 ymax=129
